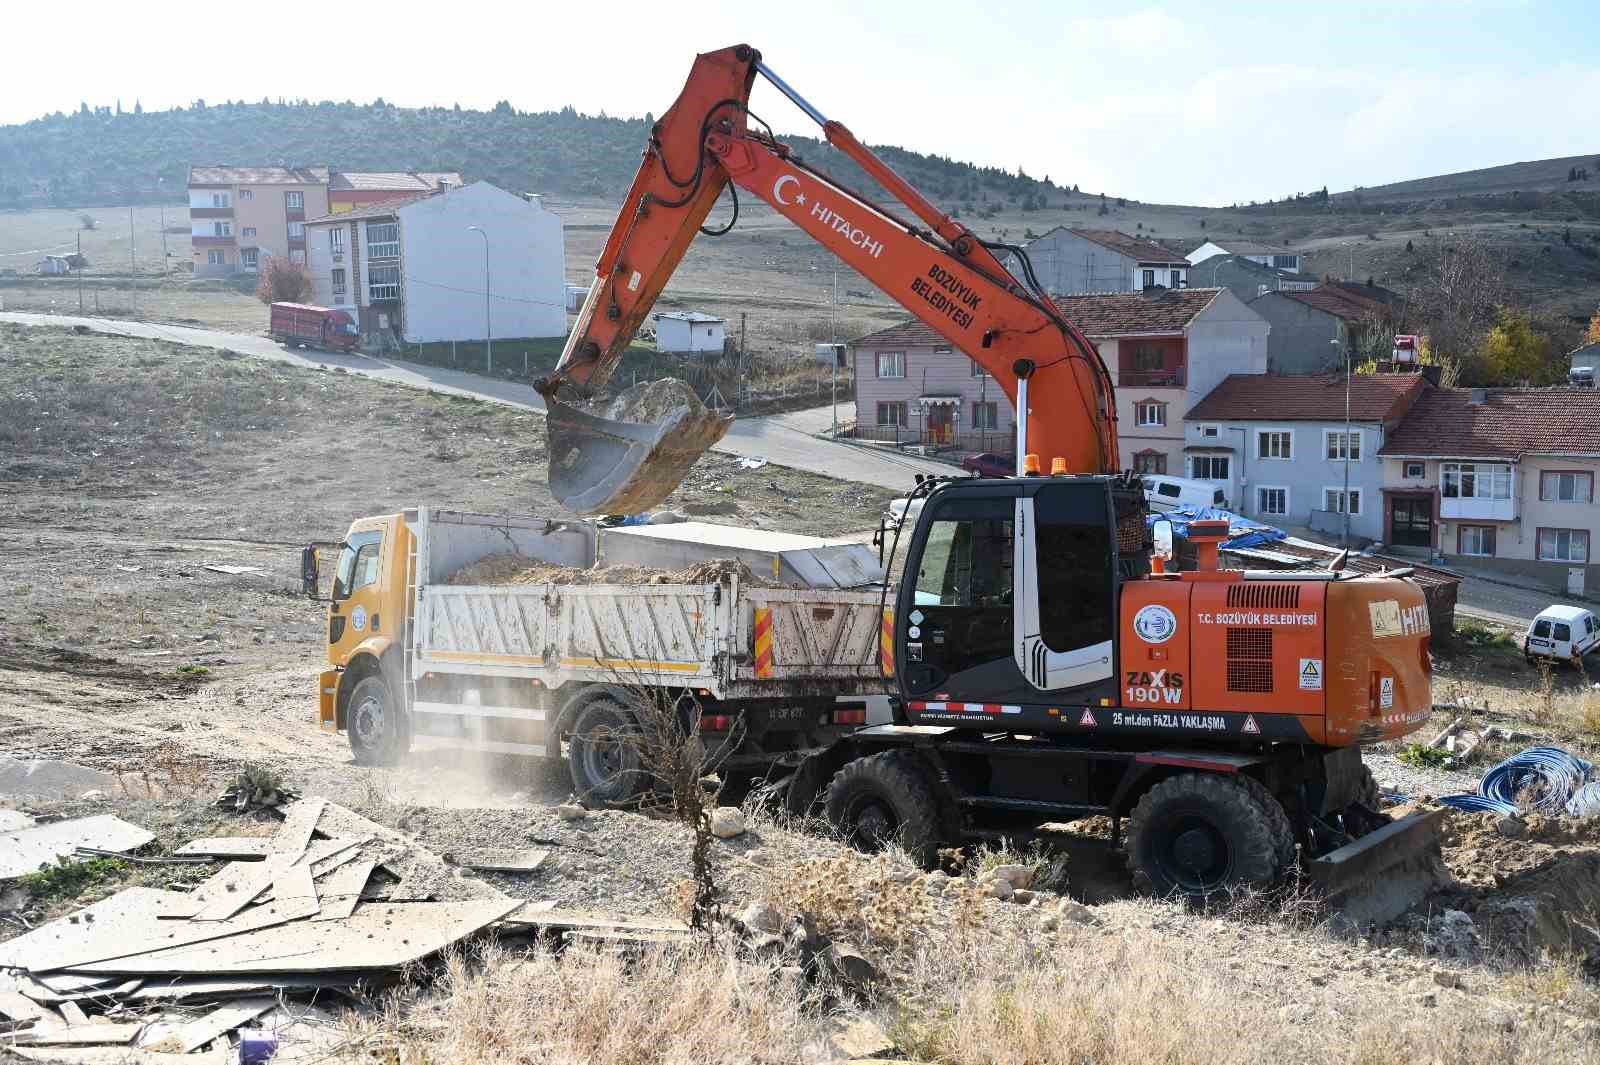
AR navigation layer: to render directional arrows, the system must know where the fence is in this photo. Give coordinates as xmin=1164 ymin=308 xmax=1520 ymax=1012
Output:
xmin=847 ymin=424 xmax=1014 ymax=455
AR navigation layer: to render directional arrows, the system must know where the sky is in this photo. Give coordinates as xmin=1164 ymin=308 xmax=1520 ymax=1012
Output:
xmin=3 ymin=0 xmax=1596 ymax=207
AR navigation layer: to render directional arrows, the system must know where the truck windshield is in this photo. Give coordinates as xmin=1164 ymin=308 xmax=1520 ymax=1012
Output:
xmin=332 ymin=531 xmax=382 ymax=600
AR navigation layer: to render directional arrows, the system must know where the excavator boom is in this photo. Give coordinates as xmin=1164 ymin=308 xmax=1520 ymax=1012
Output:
xmin=540 ymin=44 xmax=1118 ymax=514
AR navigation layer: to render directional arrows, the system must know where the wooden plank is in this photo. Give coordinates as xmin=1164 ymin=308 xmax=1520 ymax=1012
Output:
xmin=458 ymin=848 xmax=548 ymax=873
xmin=140 ymin=998 xmax=274 ymax=1054
xmin=72 ymin=900 xmax=522 ymax=975
xmin=0 ymin=816 xmax=155 ymax=878
xmin=172 ymin=838 xmax=274 ymax=860
xmin=11 ymin=1022 xmax=144 ymax=1046
xmin=312 ymin=859 xmax=374 ymax=922
xmin=270 ymin=798 xmax=326 ymax=861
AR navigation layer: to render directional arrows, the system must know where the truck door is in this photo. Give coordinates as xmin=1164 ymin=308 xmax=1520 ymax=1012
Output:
xmin=1013 ymin=482 xmax=1117 ymax=697
xmin=329 ymin=529 xmax=385 ymax=660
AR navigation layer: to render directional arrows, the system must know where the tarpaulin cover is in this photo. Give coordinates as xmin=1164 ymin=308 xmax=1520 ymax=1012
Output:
xmin=1146 ymin=505 xmax=1286 ymax=550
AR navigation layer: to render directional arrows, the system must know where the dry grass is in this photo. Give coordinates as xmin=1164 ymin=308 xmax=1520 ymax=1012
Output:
xmin=760 ymin=851 xmax=937 ymax=961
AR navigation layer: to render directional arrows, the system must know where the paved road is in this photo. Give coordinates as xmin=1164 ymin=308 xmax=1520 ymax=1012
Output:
xmin=1454 ymin=573 xmax=1589 ymax=630
xmin=0 ymin=312 xmax=950 ymax=492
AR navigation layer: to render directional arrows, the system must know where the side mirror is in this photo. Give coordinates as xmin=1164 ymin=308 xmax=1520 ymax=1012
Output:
xmin=1152 ymin=520 xmax=1175 ymax=563
xmin=300 ymin=545 xmax=320 ymax=599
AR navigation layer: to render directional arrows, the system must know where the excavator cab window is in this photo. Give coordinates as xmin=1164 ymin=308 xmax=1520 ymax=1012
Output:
xmin=1033 ymin=485 xmax=1116 ymax=655
xmin=905 ymin=496 xmax=1014 ymax=686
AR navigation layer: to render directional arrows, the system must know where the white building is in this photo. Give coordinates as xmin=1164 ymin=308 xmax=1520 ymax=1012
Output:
xmin=653 ymin=311 xmax=726 ymax=354
xmin=302 ymin=181 xmax=565 ymax=348
xmin=1187 ymin=240 xmax=1302 ymax=273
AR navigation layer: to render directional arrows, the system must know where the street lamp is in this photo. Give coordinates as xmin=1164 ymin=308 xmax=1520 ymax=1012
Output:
xmin=467 ymin=226 xmax=492 ymax=374
xmin=1333 ymin=336 xmax=1351 ymax=545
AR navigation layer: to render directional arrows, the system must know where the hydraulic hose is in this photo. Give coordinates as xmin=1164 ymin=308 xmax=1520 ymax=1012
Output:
xmin=1438 ymin=745 xmax=1596 ymax=817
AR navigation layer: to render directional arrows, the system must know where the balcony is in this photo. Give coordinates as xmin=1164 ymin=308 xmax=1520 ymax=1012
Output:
xmin=189 ymin=207 xmax=234 ymax=219
xmin=1118 ymin=367 xmax=1187 ymax=388
xmin=1440 ymin=496 xmax=1516 ymax=521
xmin=191 ymin=234 xmax=237 ymax=247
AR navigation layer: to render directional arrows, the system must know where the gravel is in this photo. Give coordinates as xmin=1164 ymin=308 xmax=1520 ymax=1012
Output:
xmin=1366 ymin=751 xmax=1483 ymax=803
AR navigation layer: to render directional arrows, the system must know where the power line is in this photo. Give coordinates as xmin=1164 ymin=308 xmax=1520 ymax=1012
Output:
xmin=402 ymin=273 xmax=564 ymax=309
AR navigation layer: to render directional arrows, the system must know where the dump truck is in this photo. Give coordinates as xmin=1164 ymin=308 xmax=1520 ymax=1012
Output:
xmin=304 ymin=508 xmax=892 ymax=801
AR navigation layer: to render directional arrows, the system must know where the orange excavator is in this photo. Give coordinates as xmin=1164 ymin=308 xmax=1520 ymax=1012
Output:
xmin=538 ymin=46 xmax=1443 ymax=905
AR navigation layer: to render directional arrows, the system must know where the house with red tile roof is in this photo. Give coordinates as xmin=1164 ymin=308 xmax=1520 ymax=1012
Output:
xmin=849 ymin=287 xmax=1268 ymax=468
xmin=1005 ymin=228 xmax=1190 ymax=295
xmin=328 ymin=171 xmax=464 ymax=214
xmin=1248 ymin=285 xmax=1396 ymax=374
xmin=1184 ymin=373 xmax=1429 ymax=540
xmin=1377 ymin=387 xmax=1600 ymax=593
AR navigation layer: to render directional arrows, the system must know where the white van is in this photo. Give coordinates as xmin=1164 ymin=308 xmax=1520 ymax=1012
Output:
xmin=1523 ymin=605 xmax=1600 ymax=663
xmin=1142 ymin=475 xmax=1227 ymax=513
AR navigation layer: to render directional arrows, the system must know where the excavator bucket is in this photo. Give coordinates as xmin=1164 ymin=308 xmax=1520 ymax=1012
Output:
xmin=545 ymin=391 xmax=733 ymax=516
xmin=1306 ymin=809 xmax=1447 ymax=926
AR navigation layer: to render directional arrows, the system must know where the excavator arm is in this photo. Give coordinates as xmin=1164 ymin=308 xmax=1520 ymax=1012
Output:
xmin=540 ymin=44 xmax=1119 ymax=514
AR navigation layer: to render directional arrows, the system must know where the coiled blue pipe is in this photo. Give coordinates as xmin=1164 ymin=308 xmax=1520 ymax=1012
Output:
xmin=1437 ymin=746 xmax=1595 ymax=818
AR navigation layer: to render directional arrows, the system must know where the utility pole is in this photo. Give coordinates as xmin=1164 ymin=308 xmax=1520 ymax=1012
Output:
xmin=830 ymin=268 xmax=839 ymax=438
xmin=1343 ymin=343 xmax=1352 ymax=545
xmin=739 ymin=312 xmax=748 ymax=405
xmin=77 ymin=232 xmax=83 ymax=313
xmin=129 ymin=207 xmax=137 ymax=317
xmin=467 ymin=226 xmax=491 ymax=373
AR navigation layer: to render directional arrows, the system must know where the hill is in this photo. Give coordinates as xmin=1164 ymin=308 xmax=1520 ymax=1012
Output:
xmin=0 ymin=99 xmax=1071 ymax=215
xmin=1333 ymin=153 xmax=1600 ymax=205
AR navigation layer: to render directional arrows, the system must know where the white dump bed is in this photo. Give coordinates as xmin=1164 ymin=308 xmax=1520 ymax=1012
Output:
xmin=410 ymin=509 xmax=887 ymax=699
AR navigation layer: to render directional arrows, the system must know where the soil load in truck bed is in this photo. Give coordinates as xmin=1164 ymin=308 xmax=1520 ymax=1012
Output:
xmin=446 ymin=552 xmax=788 ymax=589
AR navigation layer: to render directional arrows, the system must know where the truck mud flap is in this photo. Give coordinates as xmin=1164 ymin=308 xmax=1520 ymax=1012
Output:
xmin=1307 ymin=809 xmax=1446 ymax=926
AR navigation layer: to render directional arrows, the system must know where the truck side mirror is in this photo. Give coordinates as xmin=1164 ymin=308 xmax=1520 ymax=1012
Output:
xmin=301 ymin=545 xmax=320 ymax=598
xmin=1152 ymin=521 xmax=1174 ymax=563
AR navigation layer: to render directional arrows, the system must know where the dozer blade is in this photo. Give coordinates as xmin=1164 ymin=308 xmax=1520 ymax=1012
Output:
xmin=545 ymin=395 xmax=734 ymax=516
xmin=1306 ymin=809 xmax=1447 ymax=927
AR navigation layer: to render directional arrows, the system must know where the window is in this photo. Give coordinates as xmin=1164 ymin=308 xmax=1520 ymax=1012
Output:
xmin=210 ymin=192 xmax=230 ymax=208
xmin=970 ymin=359 xmax=990 ymax=377
xmin=1458 ymin=526 xmax=1496 ymax=557
xmin=1257 ymin=430 xmax=1292 ymax=460
xmin=1442 ymin=462 xmax=1512 ymax=500
xmin=241 ymin=226 xmax=257 ymax=238
xmin=239 ymin=188 xmax=253 ymax=200
xmin=330 ymin=227 xmax=346 ymax=253
xmin=1404 ymin=461 xmax=1425 ymax=479
xmin=1134 ymin=400 xmax=1166 ymax=427
xmin=289 ymin=249 xmax=306 ymax=265
xmin=1325 ymin=430 xmax=1362 ymax=461
xmin=1156 ymin=482 xmax=1181 ymax=499
xmin=908 ymin=498 xmax=1015 ymax=674
xmin=876 ymin=401 xmax=907 ymax=427
xmin=366 ymin=223 xmax=399 ymax=258
xmin=1133 ymin=343 xmax=1165 ymax=371
xmin=1199 ymin=424 xmax=1219 ymax=438
xmin=206 ymin=249 xmax=226 ymax=266
xmin=240 ymin=248 xmax=258 ymax=269
xmin=1141 ymin=269 xmax=1156 ymax=288
xmin=1191 ymin=455 xmax=1230 ymax=480
xmin=1258 ymin=487 xmax=1288 ymax=516
xmin=876 ymin=351 xmax=905 ymax=379
xmin=973 ymin=402 xmax=999 ymax=430
xmin=1322 ymin=488 xmax=1361 ymax=515
xmin=212 ymin=221 xmax=231 ymax=237
xmin=331 ymin=268 xmax=346 ymax=297
xmin=285 ymin=191 xmax=304 ymax=210
xmin=368 ymin=265 xmax=400 ymax=301
xmin=1540 ymin=471 xmax=1593 ymax=503
xmin=1272 ymin=254 xmax=1297 ymax=270
xmin=1537 ymin=528 xmax=1589 ymax=563
xmin=332 ymin=532 xmax=382 ymax=600
xmin=1170 ymin=269 xmax=1185 ymax=288
xmin=287 ymin=222 xmax=305 ymax=239
xmin=1133 ymin=451 xmax=1166 ymax=474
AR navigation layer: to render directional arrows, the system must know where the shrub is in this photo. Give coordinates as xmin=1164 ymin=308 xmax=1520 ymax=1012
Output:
xmin=255 ymin=257 xmax=313 ymax=304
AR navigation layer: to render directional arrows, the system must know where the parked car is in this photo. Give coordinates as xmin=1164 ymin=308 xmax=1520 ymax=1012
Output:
xmin=1523 ymin=605 xmax=1600 ymax=664
xmin=1141 ymin=474 xmax=1227 ymax=513
xmin=961 ymin=452 xmax=1013 ymax=478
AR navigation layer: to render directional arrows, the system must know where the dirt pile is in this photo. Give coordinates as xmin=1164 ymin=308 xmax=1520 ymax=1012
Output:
xmin=446 ymin=552 xmax=783 ymax=588
xmin=593 ymin=377 xmax=707 ymax=424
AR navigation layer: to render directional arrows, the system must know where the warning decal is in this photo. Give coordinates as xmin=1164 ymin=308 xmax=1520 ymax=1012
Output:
xmin=1241 ymin=714 xmax=1260 ymax=735
xmin=1380 ymin=676 xmax=1395 ymax=709
xmin=1299 ymin=658 xmax=1323 ymax=691
xmin=1079 ymin=709 xmax=1097 ymax=728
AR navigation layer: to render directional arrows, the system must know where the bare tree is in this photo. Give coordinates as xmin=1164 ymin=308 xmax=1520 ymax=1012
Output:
xmin=255 ymin=257 xmax=313 ymax=304
xmin=1405 ymin=235 xmax=1507 ymax=384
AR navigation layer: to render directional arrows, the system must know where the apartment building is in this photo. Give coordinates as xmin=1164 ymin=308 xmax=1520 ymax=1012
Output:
xmin=328 ymin=171 xmax=464 ymax=213
xmin=187 ymin=166 xmax=330 ymax=276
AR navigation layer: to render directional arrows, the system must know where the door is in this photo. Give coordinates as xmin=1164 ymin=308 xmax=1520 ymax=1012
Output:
xmin=329 ymin=529 xmax=386 ymax=660
xmin=926 ymin=404 xmax=953 ymax=445
xmin=900 ymin=494 xmax=1017 ymax=695
xmin=1569 ymin=567 xmax=1587 ymax=597
xmin=1013 ymin=482 xmax=1117 ymax=694
xmin=1391 ymin=496 xmax=1432 ymax=548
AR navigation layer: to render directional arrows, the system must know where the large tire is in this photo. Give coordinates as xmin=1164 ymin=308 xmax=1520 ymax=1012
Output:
xmin=824 ymin=751 xmax=944 ymax=868
xmin=347 ymin=674 xmax=406 ymax=766
xmin=1126 ymin=773 xmax=1290 ymax=900
xmin=567 ymin=697 xmax=647 ymax=804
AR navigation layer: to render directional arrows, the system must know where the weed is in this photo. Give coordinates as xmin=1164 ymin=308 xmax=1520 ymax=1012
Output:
xmin=176 ymin=664 xmax=210 ymax=676
xmin=1397 ymin=742 xmax=1454 ymax=769
xmin=16 ymin=857 xmax=128 ymax=903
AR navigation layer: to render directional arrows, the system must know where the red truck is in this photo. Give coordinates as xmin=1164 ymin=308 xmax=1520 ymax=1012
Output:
xmin=269 ymin=303 xmax=360 ymax=353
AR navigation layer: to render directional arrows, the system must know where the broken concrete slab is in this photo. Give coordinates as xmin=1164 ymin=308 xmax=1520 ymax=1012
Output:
xmin=456 ymin=848 xmax=549 ymax=874
xmin=0 ymin=757 xmax=119 ymax=801
xmin=141 ymin=997 xmax=275 ymax=1053
xmin=501 ymin=905 xmax=691 ymax=936
xmin=271 ymin=798 xmax=326 ymax=861
xmin=72 ymin=899 xmax=521 ymax=976
xmin=10 ymin=1022 xmax=144 ymax=1046
xmin=0 ymin=815 xmax=156 ymax=878
xmin=269 ymin=862 xmax=319 ymax=918
xmin=0 ymin=988 xmax=65 ymax=1029
xmin=0 ymin=808 xmax=36 ymax=832
xmin=11 ymin=1048 xmax=227 ymax=1065
xmin=187 ymin=859 xmax=286 ymax=922
xmin=57 ymin=1000 xmax=88 ymax=1025
xmin=12 ymin=975 xmax=142 ymax=1004
xmin=311 ymin=859 xmax=374 ymax=922
xmin=125 ymin=975 xmax=375 ymax=1003
xmin=172 ymin=838 xmax=275 ymax=861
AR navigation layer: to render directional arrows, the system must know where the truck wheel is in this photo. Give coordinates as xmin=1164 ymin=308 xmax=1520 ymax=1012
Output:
xmin=347 ymin=675 xmax=406 ymax=766
xmin=825 ymin=750 xmax=943 ymax=868
xmin=567 ymin=698 xmax=646 ymax=804
xmin=1126 ymin=773 xmax=1289 ymax=900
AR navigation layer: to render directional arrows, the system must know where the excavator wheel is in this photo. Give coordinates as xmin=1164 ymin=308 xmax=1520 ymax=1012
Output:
xmin=825 ymin=751 xmax=944 ymax=869
xmin=1126 ymin=773 xmax=1293 ymax=901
